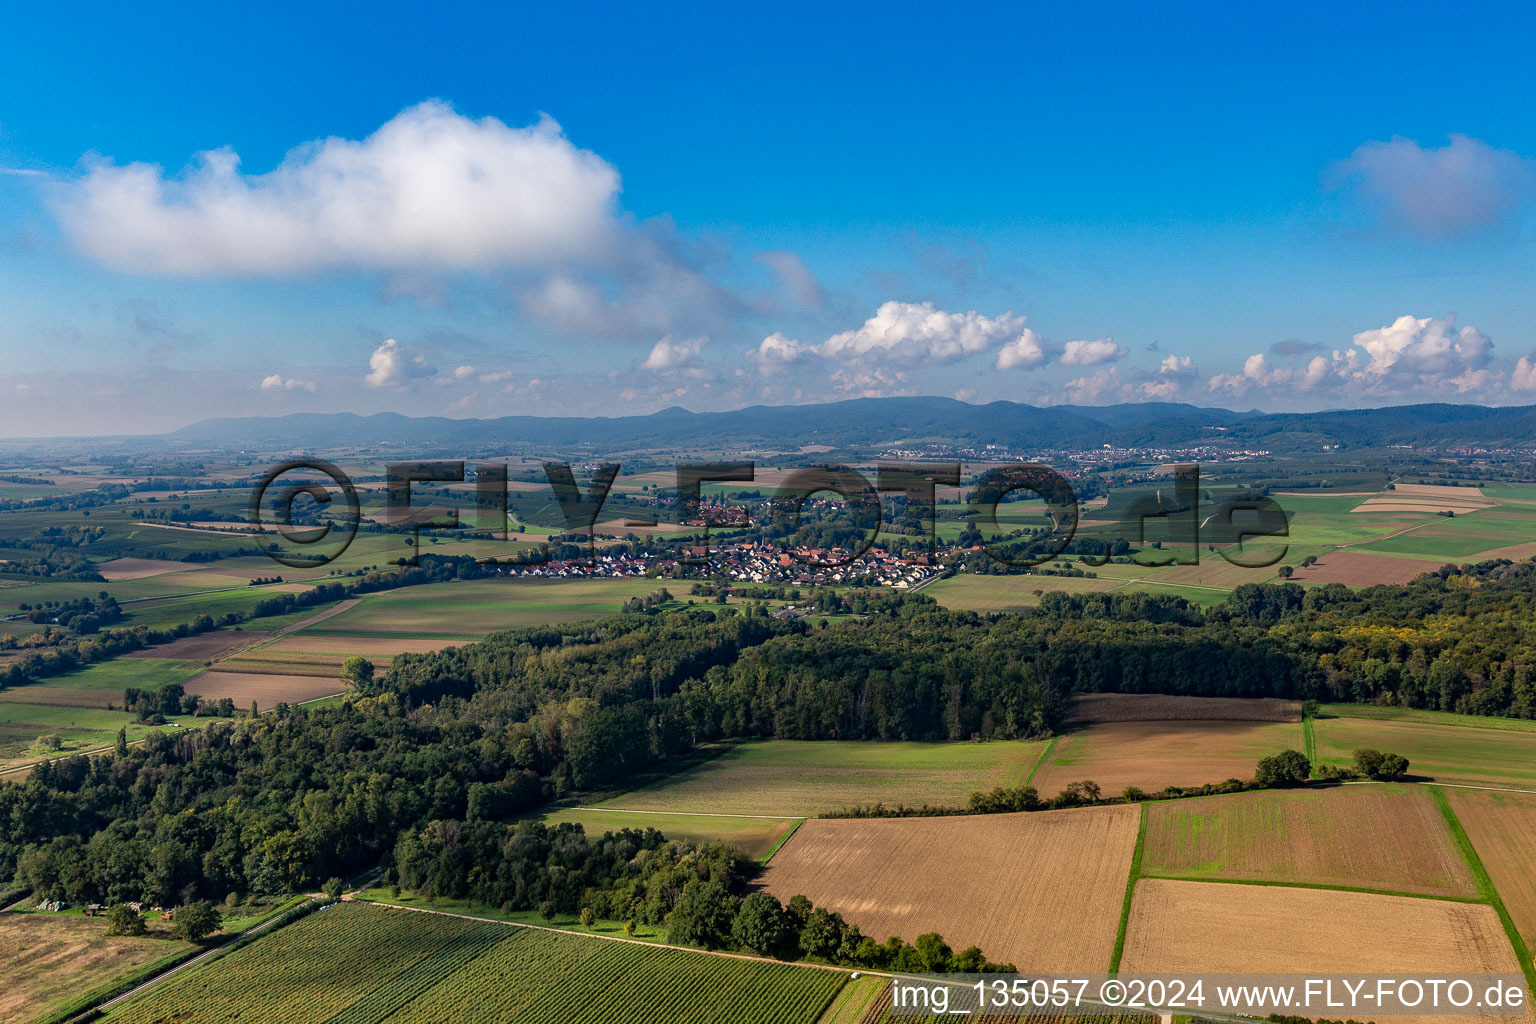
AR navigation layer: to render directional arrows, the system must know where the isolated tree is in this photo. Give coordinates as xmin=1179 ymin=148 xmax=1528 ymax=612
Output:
xmin=114 ymin=728 xmax=129 ymax=757
xmin=537 ymin=900 xmax=556 ymax=922
xmin=1278 ymin=565 xmax=1294 ymax=578
xmin=579 ymin=907 xmax=596 ymax=928
xmin=1256 ymin=749 xmax=1311 ymax=787
xmin=172 ymin=901 xmax=222 ymax=943
xmin=323 ymin=876 xmax=345 ymax=899
xmin=105 ymin=903 xmax=146 ymax=937
xmin=38 ymin=733 xmax=62 ymax=750
xmin=730 ymin=892 xmax=792 ymax=956
xmin=1355 ymin=748 xmax=1409 ymax=779
xmin=339 ymin=656 xmax=374 ymax=689
xmin=623 ymin=919 xmax=637 ymax=938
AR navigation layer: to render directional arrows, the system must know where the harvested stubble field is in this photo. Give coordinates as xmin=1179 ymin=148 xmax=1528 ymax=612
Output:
xmin=1120 ymin=878 xmax=1526 ymax=1024
xmin=122 ymin=631 xmax=278 ymax=661
xmin=314 ymin=578 xmax=668 ymax=635
xmin=760 ymin=805 xmax=1140 ymax=972
xmin=924 ymin=573 xmax=1121 ymax=613
xmin=108 ymin=902 xmax=845 ymax=1024
xmin=1446 ymin=788 xmax=1536 ymax=947
xmin=186 ymin=669 xmax=342 ymax=710
xmin=1312 ymin=715 xmax=1536 ymax=790
xmin=536 ymin=807 xmax=800 ymax=861
xmin=1031 ymin=720 xmax=1303 ymax=797
xmin=1141 ymin=784 xmax=1478 ymax=897
xmin=1 ymin=911 xmax=180 ymax=1024
xmin=1067 ymin=693 xmax=1300 ymax=724
xmin=1288 ymin=550 xmax=1444 ymax=585
xmin=600 ymin=739 xmax=1050 ymax=817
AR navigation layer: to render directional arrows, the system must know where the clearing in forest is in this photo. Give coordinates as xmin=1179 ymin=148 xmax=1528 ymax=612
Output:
xmin=0 ymin=912 xmax=181 ymax=1024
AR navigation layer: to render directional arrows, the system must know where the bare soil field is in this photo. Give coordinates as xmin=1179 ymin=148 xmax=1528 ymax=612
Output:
xmin=1446 ymin=788 xmax=1536 ymax=948
xmin=1394 ymin=483 xmax=1488 ymax=498
xmin=1289 ymin=551 xmax=1444 ymax=585
xmin=0 ymin=687 xmax=112 ymax=709
xmin=0 ymin=912 xmax=179 ymax=1024
xmin=95 ymin=557 xmax=203 ymax=580
xmin=1142 ymin=784 xmax=1478 ymax=897
xmin=760 ymin=805 xmax=1140 ymax=971
xmin=123 ymin=630 xmax=278 ymax=661
xmin=1031 ymin=720 xmax=1303 ymax=796
xmin=186 ymin=670 xmax=343 ymax=710
xmin=1068 ymin=693 xmax=1300 ymax=724
xmin=1120 ymin=879 xmax=1525 ymax=1024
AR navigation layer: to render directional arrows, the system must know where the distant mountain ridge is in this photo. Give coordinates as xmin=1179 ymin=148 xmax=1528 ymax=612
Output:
xmin=161 ymin=398 xmax=1536 ymax=453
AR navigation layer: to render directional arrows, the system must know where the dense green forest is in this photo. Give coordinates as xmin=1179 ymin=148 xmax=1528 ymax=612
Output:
xmin=4 ymin=557 xmax=1536 ymax=918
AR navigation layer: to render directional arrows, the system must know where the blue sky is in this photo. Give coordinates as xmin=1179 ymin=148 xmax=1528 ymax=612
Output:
xmin=2 ymin=1 xmax=1536 ymax=434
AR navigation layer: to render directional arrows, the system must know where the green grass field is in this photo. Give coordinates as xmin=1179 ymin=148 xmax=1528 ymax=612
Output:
xmin=106 ymin=902 xmax=847 ymax=1024
xmin=533 ymin=807 xmax=801 ymax=861
xmin=0 ymin=701 xmax=199 ymax=767
xmin=598 ymin=738 xmax=1050 ymax=816
xmin=312 ymin=577 xmax=673 ymax=636
xmin=1313 ymin=713 xmax=1536 ymax=789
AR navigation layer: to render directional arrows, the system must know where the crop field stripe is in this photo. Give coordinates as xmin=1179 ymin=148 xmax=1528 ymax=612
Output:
xmin=1024 ymin=734 xmax=1059 ymax=787
xmin=1429 ymin=786 xmax=1536 ymax=999
xmin=761 ymin=818 xmax=805 ymax=864
xmin=1108 ymin=801 xmax=1147 ymax=975
xmin=1132 ymin=872 xmax=1486 ymax=903
xmin=1301 ymin=715 xmax=1316 ymax=766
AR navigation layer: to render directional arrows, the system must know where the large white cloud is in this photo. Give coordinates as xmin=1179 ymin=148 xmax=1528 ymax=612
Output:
xmin=55 ymin=101 xmax=623 ymax=275
xmin=750 ymin=301 xmax=1042 ymax=375
xmin=1209 ymin=314 xmax=1496 ymax=397
xmin=1331 ymin=135 xmax=1534 ymax=238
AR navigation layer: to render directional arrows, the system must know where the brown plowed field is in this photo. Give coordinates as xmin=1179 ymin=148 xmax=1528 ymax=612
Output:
xmin=1447 ymin=788 xmax=1536 ymax=947
xmin=1142 ymin=784 xmax=1478 ymax=897
xmin=123 ymin=631 xmax=278 ymax=661
xmin=1120 ymin=878 xmax=1525 ymax=1024
xmin=1068 ymin=693 xmax=1301 ymax=724
xmin=1289 ymin=551 xmax=1444 ymax=585
xmin=185 ymin=670 xmax=342 ymax=710
xmin=759 ymin=805 xmax=1140 ymax=972
xmin=1031 ymin=720 xmax=1303 ymax=797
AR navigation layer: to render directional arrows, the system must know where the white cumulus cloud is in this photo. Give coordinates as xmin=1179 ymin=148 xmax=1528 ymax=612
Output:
xmin=1059 ymin=337 xmax=1126 ymax=367
xmin=1209 ymin=314 xmax=1496 ymax=398
xmin=260 ymin=374 xmax=316 ymax=392
xmin=55 ymin=101 xmax=622 ymax=276
xmin=365 ymin=338 xmax=436 ymax=389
